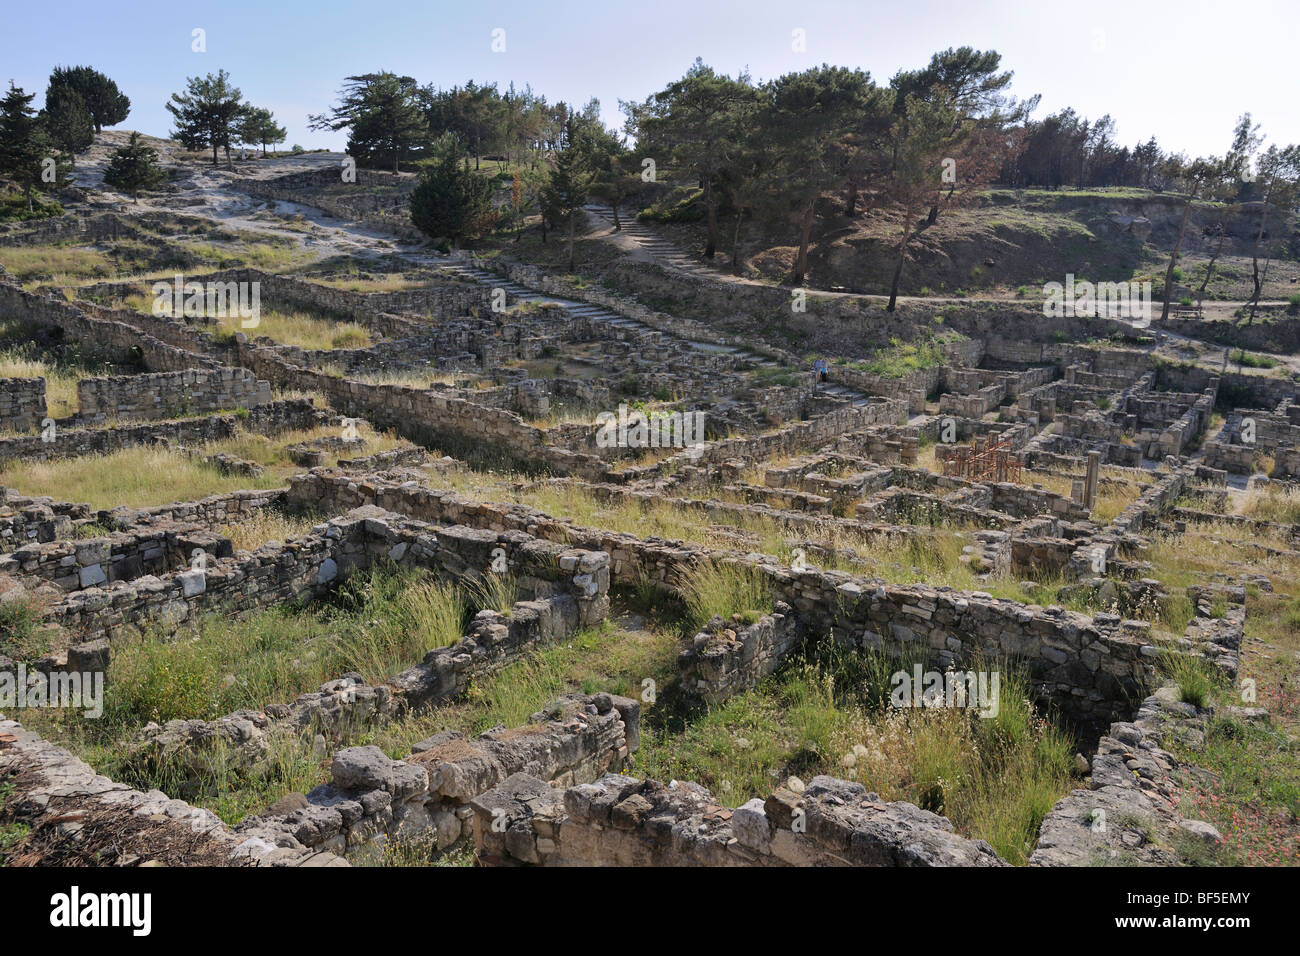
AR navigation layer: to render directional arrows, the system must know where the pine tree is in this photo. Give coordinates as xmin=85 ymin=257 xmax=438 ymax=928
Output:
xmin=47 ymin=66 xmax=130 ymax=132
xmin=310 ymin=73 xmax=427 ymax=173
xmin=0 ymin=83 xmax=61 ymax=212
xmin=237 ymin=105 xmax=286 ymax=156
xmin=103 ymin=132 xmax=166 ymax=201
xmin=409 ymin=133 xmax=496 ymax=248
xmin=42 ymin=84 xmax=94 ymax=159
xmin=165 ymin=70 xmax=244 ymax=167
xmin=541 ymin=116 xmax=597 ymax=272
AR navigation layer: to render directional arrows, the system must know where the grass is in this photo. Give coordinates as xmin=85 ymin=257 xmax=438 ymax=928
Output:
xmin=311 ymin=276 xmax=432 ymax=292
xmin=1160 ymin=651 xmax=1218 ymax=708
xmin=1159 ymin=645 xmax=1300 ymax=867
xmin=0 ymin=244 xmax=116 ymax=282
xmin=851 ymin=337 xmax=953 ymax=379
xmin=103 ymin=565 xmax=468 ymax=725
xmin=634 ymin=646 xmax=1076 ymax=865
xmin=218 ymin=508 xmax=322 ymax=552
xmin=0 ymin=596 xmax=49 ymax=661
xmin=0 ymin=318 xmax=129 ymax=421
xmin=0 ymin=351 xmax=78 ymax=419
xmin=1229 ymin=349 xmax=1279 ymax=370
xmin=18 ymin=564 xmax=476 ymax=822
xmin=0 ymin=423 xmax=405 ymax=509
xmin=135 ymin=296 xmax=372 ymax=350
xmin=0 ymin=445 xmax=284 ymax=510
xmin=1242 ymin=484 xmax=1300 ymax=525
xmin=681 ymin=562 xmax=772 ymax=631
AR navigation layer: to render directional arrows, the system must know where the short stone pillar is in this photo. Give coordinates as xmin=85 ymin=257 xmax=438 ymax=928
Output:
xmin=1084 ymin=451 xmax=1101 ymax=510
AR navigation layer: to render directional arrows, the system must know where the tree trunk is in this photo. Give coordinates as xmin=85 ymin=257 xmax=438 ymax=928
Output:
xmin=567 ymin=212 xmax=576 ymax=272
xmin=1160 ymin=194 xmax=1195 ymax=321
xmin=703 ymin=175 xmax=717 ymax=259
xmin=611 ymin=199 xmax=621 ymax=231
xmin=792 ymin=201 xmax=815 ymax=285
xmin=887 ymin=225 xmax=912 ymax=312
xmin=1197 ymin=230 xmax=1225 ymax=313
xmin=731 ymin=211 xmax=745 ymax=275
xmin=845 ymin=181 xmax=858 ymax=217
xmin=1246 ymin=187 xmax=1273 ymax=324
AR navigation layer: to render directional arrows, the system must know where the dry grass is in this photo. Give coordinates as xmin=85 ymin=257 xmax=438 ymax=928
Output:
xmin=0 ymin=244 xmax=115 ymax=283
xmin=131 ymin=294 xmax=372 ymax=351
xmin=320 ymin=366 xmax=461 ymax=389
xmin=218 ymin=509 xmax=321 ymax=551
xmin=311 ymin=276 xmax=431 ymax=292
xmin=0 ymin=445 xmax=284 ymax=509
xmin=1241 ymin=484 xmax=1300 ymax=525
xmin=0 ymin=422 xmax=405 ymax=508
xmin=0 ymin=352 xmax=77 ymax=418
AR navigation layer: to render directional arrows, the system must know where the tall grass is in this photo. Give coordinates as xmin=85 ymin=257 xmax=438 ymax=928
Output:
xmin=1242 ymin=484 xmax=1300 ymax=525
xmin=1160 ymin=650 xmax=1221 ymax=708
xmin=0 ymin=445 xmax=284 ymax=510
xmin=681 ymin=562 xmax=772 ymax=630
xmin=0 ymin=424 xmax=404 ymax=509
xmin=461 ymin=573 xmax=520 ymax=616
xmin=634 ymin=652 xmax=1075 ymax=865
xmin=219 ymin=508 xmax=321 ymax=552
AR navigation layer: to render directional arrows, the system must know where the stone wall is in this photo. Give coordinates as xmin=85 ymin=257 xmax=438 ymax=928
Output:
xmin=0 ymin=716 xmax=343 ymax=866
xmin=471 ymin=772 xmax=1005 ymax=867
xmin=0 ymin=524 xmax=231 ymax=592
xmin=0 ymin=377 xmax=46 ymax=433
xmin=76 ymin=367 xmax=271 ymax=423
xmin=233 ymin=692 xmax=638 ymax=859
xmin=0 ymin=279 xmax=219 ymax=375
xmin=0 ymin=398 xmax=323 ymax=465
xmin=37 ymin=506 xmax=609 ymax=643
xmin=678 ymin=602 xmax=807 ymax=708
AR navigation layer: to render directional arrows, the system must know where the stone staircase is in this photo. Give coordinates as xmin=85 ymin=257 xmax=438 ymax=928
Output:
xmin=582 ymin=203 xmax=723 ymax=279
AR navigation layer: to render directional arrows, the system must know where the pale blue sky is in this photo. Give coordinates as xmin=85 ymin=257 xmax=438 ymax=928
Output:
xmin=3 ymin=0 xmax=1296 ymax=158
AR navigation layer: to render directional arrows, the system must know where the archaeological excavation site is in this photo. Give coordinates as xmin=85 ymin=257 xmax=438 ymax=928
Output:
xmin=0 ymin=4 xmax=1295 ymax=923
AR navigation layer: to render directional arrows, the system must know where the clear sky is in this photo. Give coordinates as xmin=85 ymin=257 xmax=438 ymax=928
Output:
xmin=3 ymin=0 xmax=1296 ymax=158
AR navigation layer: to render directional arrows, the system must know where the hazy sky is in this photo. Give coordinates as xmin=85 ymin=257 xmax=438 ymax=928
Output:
xmin=3 ymin=0 xmax=1296 ymax=158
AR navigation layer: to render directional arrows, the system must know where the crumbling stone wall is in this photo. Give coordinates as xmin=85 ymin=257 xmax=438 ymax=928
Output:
xmin=0 ymin=524 xmax=230 ymax=591
xmin=233 ymin=692 xmax=637 ymax=858
xmin=0 ymin=398 xmax=322 ymax=465
xmin=0 ymin=377 xmax=46 ymax=433
xmin=470 ymin=772 xmax=1005 ymax=867
xmin=0 ymin=280 xmax=220 ymax=375
xmin=678 ymin=602 xmax=807 ymax=708
xmin=288 ymin=473 xmax=1161 ymax=725
xmin=0 ymin=717 xmax=344 ymax=866
xmin=36 ymin=506 xmax=609 ymax=643
xmin=76 ymin=367 xmax=271 ymax=423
